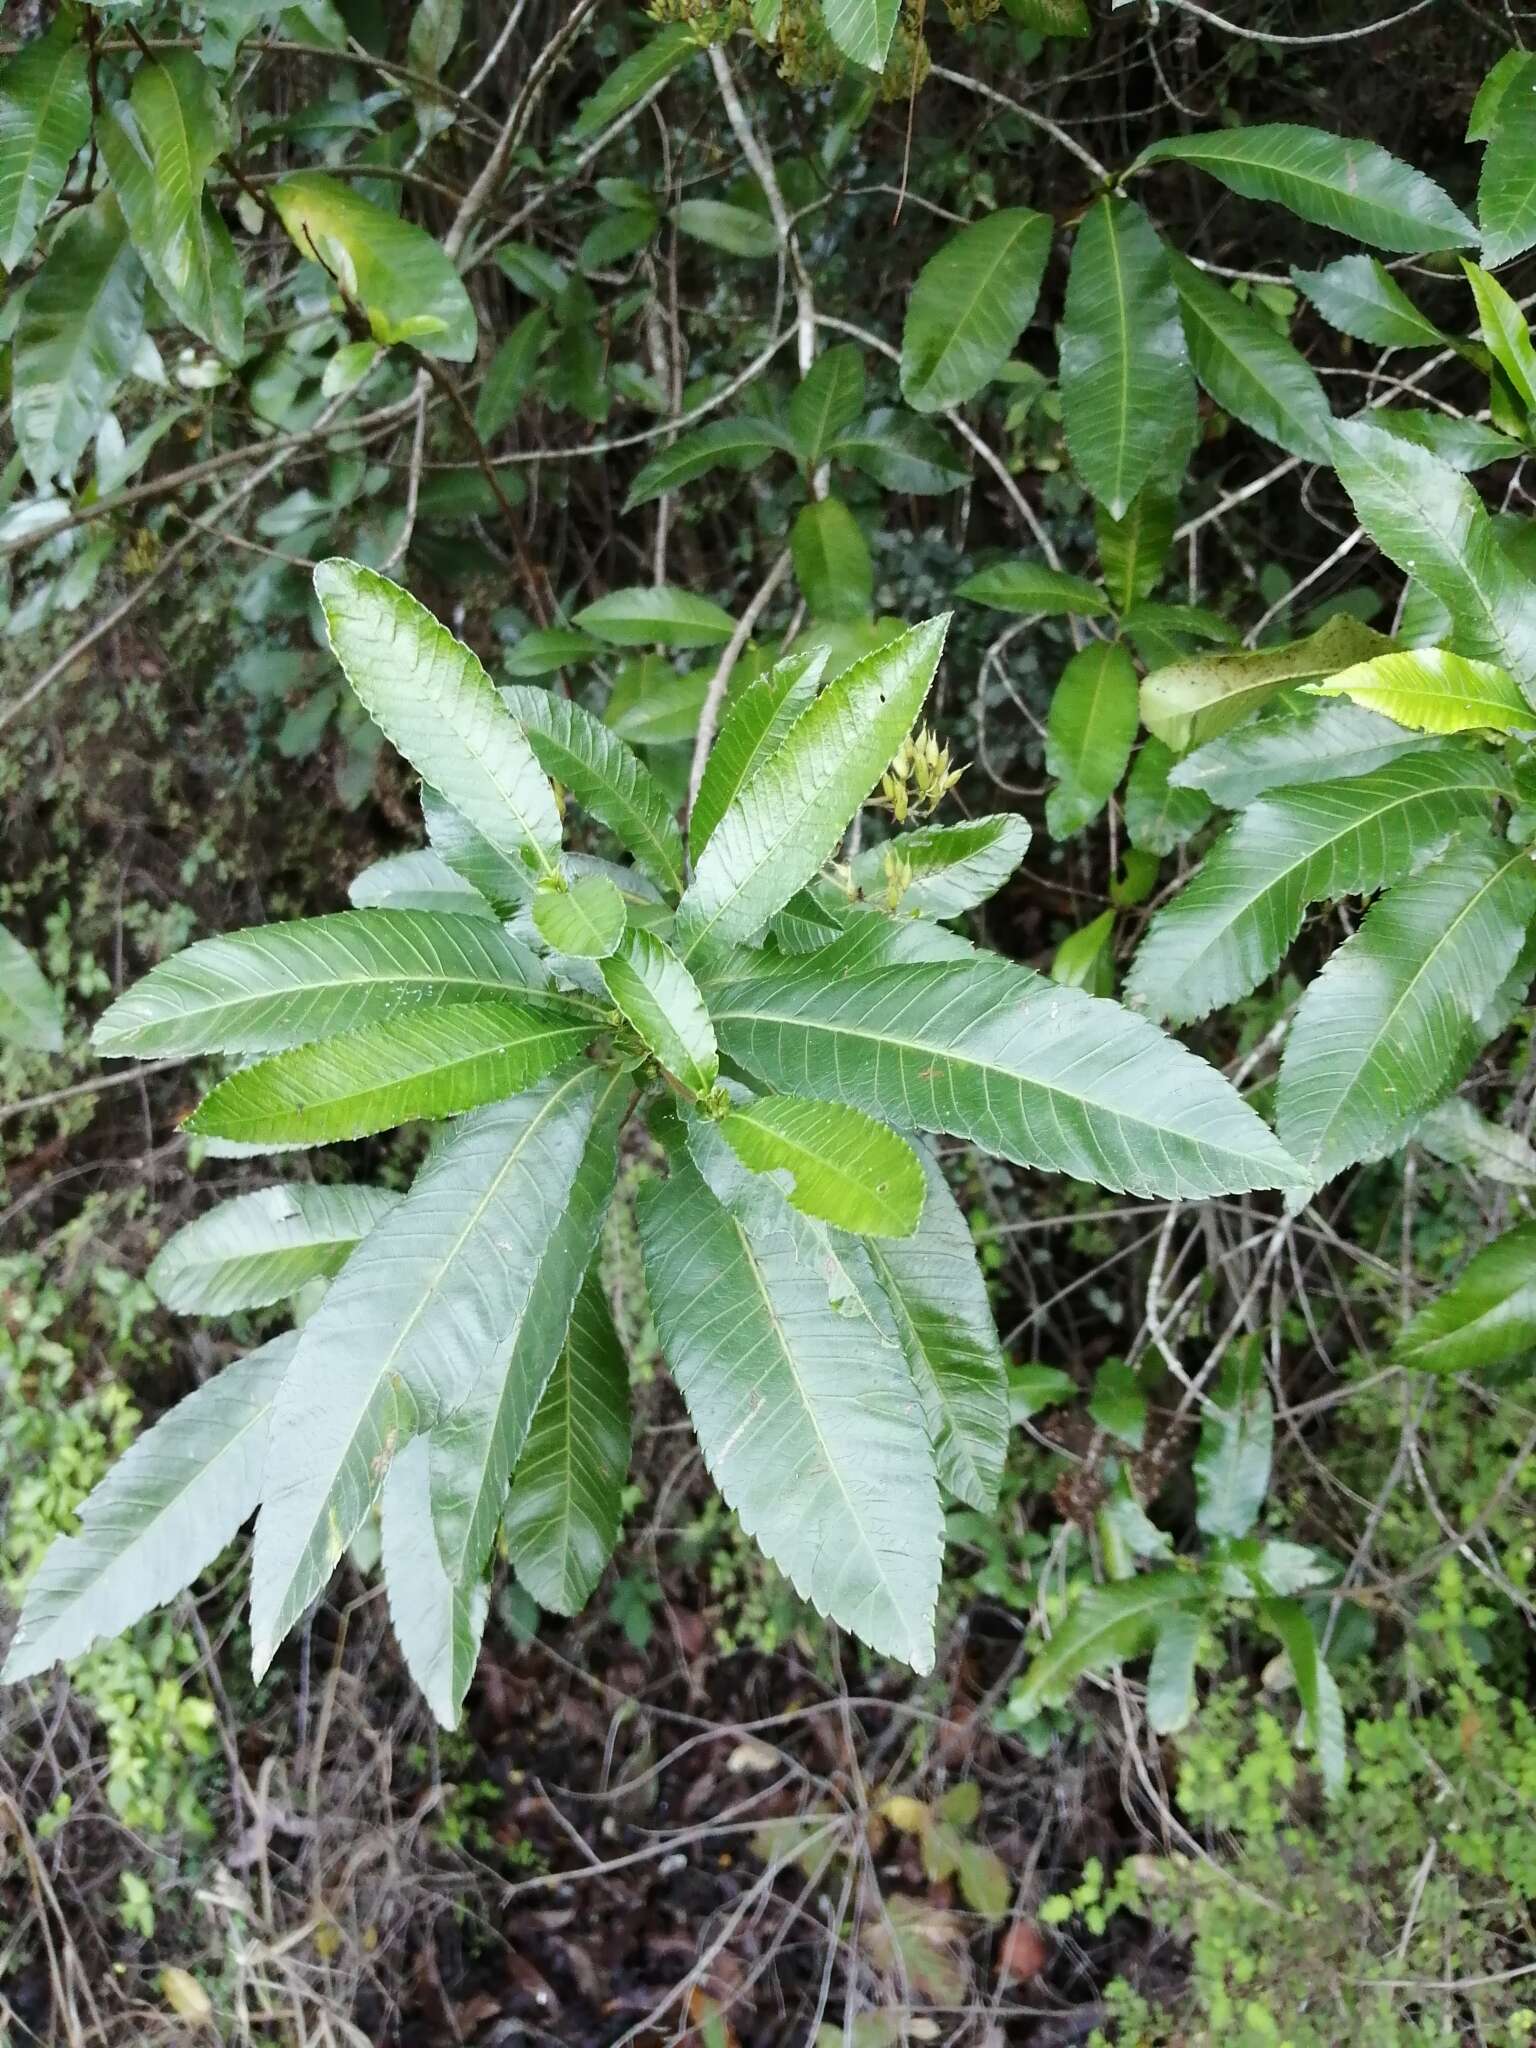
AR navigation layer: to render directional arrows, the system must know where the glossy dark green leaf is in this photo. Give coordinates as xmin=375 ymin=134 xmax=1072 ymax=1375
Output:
xmin=13 ymin=193 xmax=144 ymax=485
xmin=789 ymin=345 xmax=866 ymax=461
xmin=792 ymin=496 xmax=873 ymax=622
xmin=829 ymin=408 xmax=968 ymax=494
xmin=1060 ymin=199 xmax=1195 ymax=519
xmin=1171 ymin=253 xmax=1332 ymax=462
xmin=1095 ymin=490 xmax=1175 ymax=612
xmin=1397 ymin=1221 xmax=1536 ymax=1373
xmin=0 ymin=6 xmax=90 ymax=272
xmin=900 ymin=208 xmax=1052 ymax=414
xmin=565 ymin=23 xmax=699 ymax=144
xmin=474 ymin=309 xmax=551 ymax=438
xmin=624 ymin=417 xmax=792 ymax=509
xmin=1478 ymin=81 xmax=1536 ymax=266
xmin=1045 ymin=642 xmax=1139 ymax=839
xmin=573 ymin=585 xmax=736 ymax=648
xmin=1292 ymin=255 xmax=1450 ymax=348
xmin=957 ymin=559 xmax=1109 ymax=619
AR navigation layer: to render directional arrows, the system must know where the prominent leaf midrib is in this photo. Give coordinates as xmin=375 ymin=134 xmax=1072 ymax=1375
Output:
xmin=1152 ymin=133 xmax=1458 ymax=240
xmin=1105 ymin=203 xmax=1134 ymax=508
xmin=867 ymin=1239 xmax=986 ymax=1504
xmin=4 ymin=41 xmax=81 ymax=258
xmin=1304 ymin=847 xmax=1531 ymax=1161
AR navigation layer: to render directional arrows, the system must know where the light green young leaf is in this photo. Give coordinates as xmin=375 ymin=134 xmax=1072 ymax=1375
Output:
xmin=500 ymin=684 xmax=683 ymax=897
xmin=1261 ymin=1597 xmax=1346 ymax=1795
xmin=1012 ymin=1571 xmax=1200 ymax=1718
xmin=624 ymin=417 xmax=792 ymax=509
xmin=1138 ymin=125 xmax=1476 ymax=253
xmin=1463 ymin=259 xmax=1536 ymax=412
xmin=0 ymin=922 xmax=64 ymax=1051
xmin=573 ymin=584 xmax=736 ymax=648
xmin=271 ymin=173 xmax=475 ymax=359
xmin=0 ymin=7 xmax=90 ymax=271
xmin=1124 ymin=739 xmax=1212 ymax=856
xmin=565 ymin=23 xmax=699 ymax=145
xmin=13 ymin=193 xmax=145 ymax=486
xmin=1051 ymin=909 xmax=1115 ymax=995
xmin=315 ymin=559 xmax=563 ymax=879
xmin=531 ymin=875 xmax=626 ymax=959
xmin=505 ymin=1269 xmax=631 ymax=1615
xmin=427 ymin=1068 xmax=630 ymax=1593
xmin=637 ymin=1154 xmax=941 ymax=1669
xmin=865 ymin=1146 xmax=1007 ymax=1511
xmin=1331 ymin=416 xmax=1536 ymax=692
xmin=600 ymin=928 xmax=717 ymax=1095
xmin=249 ymin=1067 xmax=619 ymax=1672
xmin=1170 ymin=252 xmax=1332 ymax=461
xmin=1310 ymin=647 xmax=1533 ymax=733
xmin=1397 ymin=1220 xmax=1536 ymax=1373
xmin=1127 ymin=747 xmax=1510 ymax=1025
xmin=792 ymin=497 xmax=873 ymax=622
xmin=719 ymin=1094 xmax=925 ymax=1238
xmin=1096 ymin=489 xmax=1175 ymax=612
xmin=674 ymin=197 xmax=778 ymax=258
xmin=1169 ymin=697 xmax=1438 ymax=808
xmin=1146 ymin=1609 xmax=1202 ymax=1735
xmin=1060 ymin=199 xmax=1195 ymax=519
xmin=1140 ymin=613 xmax=1393 ymax=753
xmin=956 ymin=559 xmax=1109 ymax=618
xmin=820 ymin=0 xmax=900 ymax=68
xmin=851 ymin=814 xmax=1031 ymax=917
xmin=1194 ymin=1344 xmax=1273 ymax=1540
xmin=676 ymin=616 xmax=949 ymax=959
xmin=1045 ymin=642 xmax=1139 ymax=839
xmin=1 ymin=1334 xmax=297 ymax=1682
xmin=474 ymin=309 xmax=551 ymax=438
xmin=149 ymin=1184 xmax=402 ymax=1315
xmin=789 ymin=344 xmax=866 ymax=461
xmin=690 ymin=647 xmax=828 ymax=860
xmin=92 ymin=908 xmax=542 ymax=1058
xmin=1277 ymin=837 xmax=1536 ymax=1187
xmin=380 ymin=1433 xmax=489 ymax=1728
xmin=1292 ymin=254 xmax=1450 ymax=349
xmin=714 ymin=953 xmax=1307 ymax=1199
xmin=185 ymin=996 xmax=595 ymax=1147
xmin=900 ymin=207 xmax=1052 ymax=413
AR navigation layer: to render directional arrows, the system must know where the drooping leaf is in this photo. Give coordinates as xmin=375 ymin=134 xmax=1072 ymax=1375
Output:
xmin=315 ymin=559 xmax=563 ymax=879
xmin=956 ymin=559 xmax=1109 ymax=618
xmin=13 ymin=193 xmax=145 ymax=486
xmin=1170 ymin=252 xmax=1332 ymax=462
xmin=1045 ymin=642 xmax=1139 ymax=839
xmin=1060 ymin=199 xmax=1195 ymax=519
xmin=1138 ymin=125 xmax=1476 ymax=253
xmin=380 ymin=1434 xmax=489 ymax=1728
xmin=1292 ymin=254 xmax=1450 ymax=349
xmin=1096 ymin=490 xmax=1175 ymax=612
xmin=1146 ymin=1608 xmax=1202 ymax=1736
xmin=789 ymin=344 xmax=866 ymax=461
xmin=1415 ymin=1095 xmax=1536 ymax=1187
xmin=474 ymin=309 xmax=551 ymax=438
xmin=675 ymin=616 xmax=949 ymax=959
xmin=637 ymin=1153 xmax=942 ymax=1668
xmin=866 ymin=1146 xmax=1008 ymax=1512
xmin=504 ymin=1269 xmax=631 ymax=1614
xmin=829 ymin=408 xmax=969 ymax=494
xmin=573 ymin=585 xmax=736 ymax=648
xmin=1276 ymin=837 xmax=1536 ymax=1186
xmin=1309 ymin=647 xmax=1533 ymax=734
xmin=2 ymin=1335 xmax=297 ymax=1682
xmin=426 ymin=1068 xmax=630 ymax=1593
xmin=565 ymin=22 xmax=699 ymax=144
xmin=851 ymin=813 xmax=1031 ymax=917
xmin=1123 ymin=738 xmax=1213 ymax=855
xmin=530 ymin=874 xmax=627 ymax=960
xmin=249 ymin=1067 xmax=621 ymax=1673
xmin=1169 ymin=697 xmax=1439 ymax=808
xmin=690 ymin=647 xmax=828 ymax=860
xmin=1194 ymin=1344 xmax=1273 ymax=1540
xmin=900 ymin=207 xmax=1052 ymax=414
xmin=1140 ymin=613 xmax=1393 ymax=753
xmin=792 ymin=497 xmax=874 ymax=622
xmin=0 ymin=922 xmax=64 ymax=1051
xmin=1127 ymin=747 xmax=1510 ymax=1025
xmin=1012 ymin=1571 xmax=1201 ymax=1719
xmin=624 ymin=417 xmax=792 ymax=509
xmin=185 ymin=996 xmax=595 ymax=1147
xmin=1331 ymin=417 xmax=1536 ymax=693
xmin=600 ymin=928 xmax=718 ymax=1095
xmin=92 ymin=909 xmax=543 ymax=1058
xmin=0 ymin=7 xmax=90 ymax=272
xmin=820 ymin=0 xmax=900 ymax=70
xmin=149 ymin=1184 xmax=402 ymax=1315
xmin=271 ymin=172 xmax=475 ymax=358
xmin=1397 ymin=1221 xmax=1536 ymax=1373
xmin=1261 ymin=1597 xmax=1346 ymax=1794
xmin=719 ymin=1094 xmax=925 ymax=1238
xmin=714 ymin=954 xmax=1307 ymax=1199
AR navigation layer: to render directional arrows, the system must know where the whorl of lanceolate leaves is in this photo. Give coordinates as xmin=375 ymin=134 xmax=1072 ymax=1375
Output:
xmin=6 ymin=563 xmax=1302 ymax=1718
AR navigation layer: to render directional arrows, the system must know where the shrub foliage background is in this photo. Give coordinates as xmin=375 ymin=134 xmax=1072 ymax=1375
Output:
xmin=2 ymin=1 xmax=1535 ymax=2041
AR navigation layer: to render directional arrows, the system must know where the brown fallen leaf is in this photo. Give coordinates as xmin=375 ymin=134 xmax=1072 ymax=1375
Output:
xmin=996 ymin=1919 xmax=1049 ymax=1983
